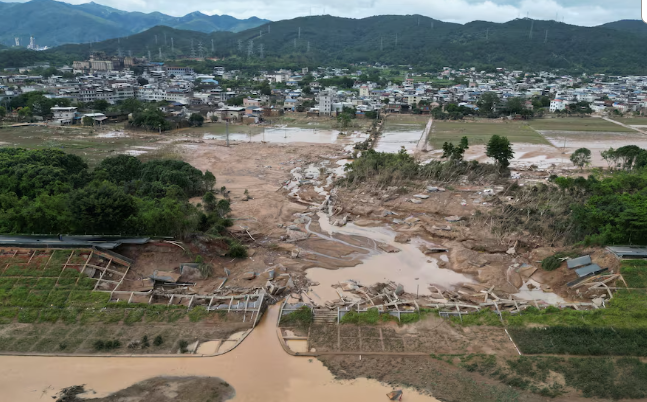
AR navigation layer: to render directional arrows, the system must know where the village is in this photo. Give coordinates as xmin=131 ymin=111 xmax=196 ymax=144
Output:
xmin=1 ymin=55 xmax=647 ymax=402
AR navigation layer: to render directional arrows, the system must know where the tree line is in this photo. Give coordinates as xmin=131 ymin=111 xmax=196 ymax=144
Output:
xmin=0 ymin=149 xmax=244 ymax=255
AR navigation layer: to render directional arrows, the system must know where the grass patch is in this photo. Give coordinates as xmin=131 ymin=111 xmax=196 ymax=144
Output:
xmin=429 ymin=119 xmax=549 ymax=148
xmin=620 ymin=260 xmax=647 ymax=288
xmin=188 ymin=306 xmax=209 ymax=322
xmin=38 ymin=309 xmax=61 ymax=323
xmin=0 ymin=307 xmax=18 ymax=324
xmin=167 ymin=308 xmax=186 ymax=323
xmin=17 ymin=308 xmax=39 ymax=323
xmin=124 ymin=309 xmax=145 ymax=325
xmin=509 ymin=326 xmax=647 ymax=356
xmin=280 ymin=306 xmax=314 ymax=327
xmin=340 ymin=308 xmax=395 ymax=325
xmin=61 ymin=307 xmax=80 ymax=324
xmin=451 ymin=309 xmax=503 ymax=327
xmin=530 ymin=117 xmax=635 ymax=132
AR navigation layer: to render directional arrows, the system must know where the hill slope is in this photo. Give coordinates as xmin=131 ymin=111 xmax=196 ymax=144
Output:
xmin=0 ymin=0 xmax=268 ymax=47
xmin=1 ymin=15 xmax=646 ymax=75
xmin=598 ymin=20 xmax=647 ymax=36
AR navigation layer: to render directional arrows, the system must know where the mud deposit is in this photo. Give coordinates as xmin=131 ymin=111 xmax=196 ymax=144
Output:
xmin=56 ymin=376 xmax=234 ymax=402
xmin=0 ymin=306 xmax=439 ymax=402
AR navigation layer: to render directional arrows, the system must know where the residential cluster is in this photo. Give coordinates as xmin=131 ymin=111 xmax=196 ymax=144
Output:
xmin=1 ymin=56 xmax=647 ymax=126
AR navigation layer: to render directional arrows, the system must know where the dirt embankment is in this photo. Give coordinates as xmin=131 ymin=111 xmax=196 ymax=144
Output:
xmin=56 ymin=377 xmax=234 ymax=402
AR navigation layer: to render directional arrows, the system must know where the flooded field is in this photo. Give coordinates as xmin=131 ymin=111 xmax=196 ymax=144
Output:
xmin=203 ymin=127 xmax=368 ymax=149
xmin=375 ymin=123 xmax=426 ymax=153
xmin=0 ymin=306 xmax=438 ymax=402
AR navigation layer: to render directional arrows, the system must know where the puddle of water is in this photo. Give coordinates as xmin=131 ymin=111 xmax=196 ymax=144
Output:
xmin=95 ymin=131 xmax=127 ymax=138
xmin=195 ymin=340 xmax=221 ymax=355
xmin=0 ymin=306 xmax=439 ymax=402
xmin=306 ymin=213 xmax=472 ymax=302
xmin=203 ymin=127 xmax=368 ymax=146
xmin=374 ymin=129 xmax=422 ymax=153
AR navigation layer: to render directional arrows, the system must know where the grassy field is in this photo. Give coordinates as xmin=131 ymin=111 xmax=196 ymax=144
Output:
xmin=0 ymin=248 xmax=249 ymax=354
xmin=429 ymin=119 xmax=550 ymax=148
xmin=608 ymin=117 xmax=647 ymax=126
xmin=529 ymin=117 xmax=635 ymax=132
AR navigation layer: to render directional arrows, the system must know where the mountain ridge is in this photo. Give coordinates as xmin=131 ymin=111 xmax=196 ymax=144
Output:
xmin=0 ymin=0 xmax=269 ymax=47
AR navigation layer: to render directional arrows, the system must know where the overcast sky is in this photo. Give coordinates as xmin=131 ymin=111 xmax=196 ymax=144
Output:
xmin=20 ymin=0 xmax=645 ymax=25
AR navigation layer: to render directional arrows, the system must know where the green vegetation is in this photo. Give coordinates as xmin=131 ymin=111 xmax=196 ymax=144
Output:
xmin=460 ymin=354 xmax=647 ymax=400
xmin=429 ymin=120 xmax=548 ymax=148
xmin=344 ymin=148 xmax=502 ymax=188
xmin=509 ymin=326 xmax=647 ymax=356
xmin=529 ymin=117 xmax=635 ymax=132
xmin=0 ymin=149 xmax=242 ymax=255
xmin=4 ymin=16 xmax=647 ymax=75
xmin=340 ymin=308 xmax=435 ymax=325
xmin=279 ymin=306 xmax=313 ymax=328
xmin=570 ymin=147 xmax=592 ymax=170
xmin=486 ymin=135 xmax=514 ymax=169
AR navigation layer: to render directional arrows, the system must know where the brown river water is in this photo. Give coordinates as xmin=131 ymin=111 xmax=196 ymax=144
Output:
xmin=0 ymin=306 xmax=439 ymax=402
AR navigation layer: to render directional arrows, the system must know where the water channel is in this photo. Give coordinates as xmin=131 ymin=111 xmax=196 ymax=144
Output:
xmin=0 ymin=305 xmax=439 ymax=402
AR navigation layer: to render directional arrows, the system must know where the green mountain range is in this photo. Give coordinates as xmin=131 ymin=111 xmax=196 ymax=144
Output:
xmin=0 ymin=0 xmax=268 ymax=47
xmin=1 ymin=14 xmax=646 ymax=75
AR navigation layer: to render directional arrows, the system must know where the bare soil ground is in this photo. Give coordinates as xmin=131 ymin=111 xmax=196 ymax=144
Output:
xmin=56 ymin=376 xmax=234 ymax=402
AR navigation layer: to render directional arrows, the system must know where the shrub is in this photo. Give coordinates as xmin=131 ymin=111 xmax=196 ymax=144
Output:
xmin=153 ymin=335 xmax=163 ymax=346
xmin=541 ymin=256 xmax=562 ymax=271
xmin=280 ymin=306 xmax=313 ymax=327
xmin=178 ymin=339 xmax=189 ymax=353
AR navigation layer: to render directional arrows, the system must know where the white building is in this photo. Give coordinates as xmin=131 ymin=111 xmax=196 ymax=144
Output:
xmin=317 ymin=90 xmax=333 ymax=116
xmin=51 ymin=106 xmax=77 ymax=124
xmin=550 ymin=99 xmax=567 ymax=112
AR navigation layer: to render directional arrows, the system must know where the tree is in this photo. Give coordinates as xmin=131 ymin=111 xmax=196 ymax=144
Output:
xmin=0 ymin=106 xmax=6 ymax=119
xmin=442 ymin=136 xmax=469 ymax=161
xmin=93 ymin=99 xmax=109 ymax=112
xmin=82 ymin=116 xmax=94 ymax=126
xmin=131 ymin=107 xmax=171 ymax=131
xmin=505 ymin=97 xmax=525 ymax=115
xmin=68 ymin=181 xmax=137 ymax=234
xmin=203 ymin=170 xmax=216 ymax=191
xmin=486 ymin=135 xmax=514 ymax=169
xmin=477 ymin=92 xmax=500 ymax=116
xmin=337 ymin=112 xmax=352 ymax=129
xmin=17 ymin=106 xmax=32 ymax=120
xmin=137 ymin=77 xmax=149 ymax=86
xmin=570 ymin=148 xmax=591 ymax=170
xmin=202 ymin=192 xmax=216 ymax=212
xmin=189 ymin=113 xmax=204 ymax=127
xmin=302 ymin=86 xmax=312 ymax=95
xmin=227 ymin=96 xmax=245 ymax=106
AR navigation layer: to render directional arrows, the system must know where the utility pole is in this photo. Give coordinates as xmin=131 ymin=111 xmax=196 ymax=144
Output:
xmin=226 ymin=120 xmax=229 ymax=147
xmin=544 ymin=30 xmax=548 ymax=43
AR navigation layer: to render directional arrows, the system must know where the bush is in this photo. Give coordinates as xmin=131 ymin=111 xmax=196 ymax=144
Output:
xmin=153 ymin=335 xmax=163 ymax=346
xmin=178 ymin=339 xmax=189 ymax=353
xmin=541 ymin=256 xmax=562 ymax=271
xmin=227 ymin=243 xmax=248 ymax=258
xmin=279 ymin=306 xmax=313 ymax=327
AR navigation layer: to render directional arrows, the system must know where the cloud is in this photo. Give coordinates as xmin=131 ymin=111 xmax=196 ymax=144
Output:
xmin=17 ymin=0 xmax=643 ymax=25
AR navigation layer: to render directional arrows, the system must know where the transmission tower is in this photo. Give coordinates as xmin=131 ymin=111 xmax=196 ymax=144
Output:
xmin=380 ymin=37 xmax=383 ymax=51
xmin=158 ymin=47 xmax=162 ymax=60
xmin=171 ymin=38 xmax=174 ymax=52
xmin=307 ymin=41 xmax=310 ymax=53
xmin=298 ymin=27 xmax=301 ymax=39
xmin=268 ymin=25 xmax=271 ymax=34
xmin=190 ymin=39 xmax=196 ymax=58
xmin=238 ymin=39 xmax=243 ymax=53
xmin=211 ymin=39 xmax=214 ymax=52
xmin=247 ymin=39 xmax=254 ymax=58
xmin=529 ymin=20 xmax=534 ymax=39
xmin=486 ymin=28 xmax=489 ymax=41
xmin=259 ymin=43 xmax=264 ymax=59
xmin=117 ymin=47 xmax=123 ymax=57
xmin=155 ymin=34 xmax=158 ymax=44
xmin=147 ymin=48 xmax=151 ymax=61
xmin=544 ymin=30 xmax=548 ymax=43
xmin=395 ymin=33 xmax=398 ymax=47
xmin=129 ymin=50 xmax=132 ymax=57
xmin=293 ymin=38 xmax=297 ymax=48
xmin=164 ymin=32 xmax=167 ymax=46
xmin=198 ymin=41 xmax=204 ymax=58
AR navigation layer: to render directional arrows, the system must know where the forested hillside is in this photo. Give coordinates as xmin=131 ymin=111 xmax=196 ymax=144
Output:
xmin=0 ymin=0 xmax=268 ymax=47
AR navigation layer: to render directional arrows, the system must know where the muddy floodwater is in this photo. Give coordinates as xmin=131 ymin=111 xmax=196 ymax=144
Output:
xmin=0 ymin=306 xmax=439 ymax=402
xmin=374 ymin=124 xmax=425 ymax=153
xmin=306 ymin=213 xmax=472 ymax=302
xmin=204 ymin=127 xmax=368 ymax=148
